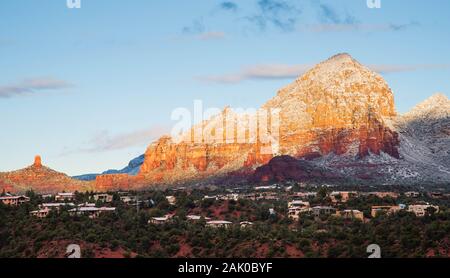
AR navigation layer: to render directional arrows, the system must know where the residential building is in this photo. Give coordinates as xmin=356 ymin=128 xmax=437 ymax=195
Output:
xmin=408 ymin=203 xmax=439 ymax=217
xmin=149 ymin=215 xmax=173 ymax=225
xmin=312 ymin=206 xmax=336 ymax=218
xmin=291 ymin=192 xmax=317 ymax=199
xmin=288 ymin=200 xmax=311 ymax=220
xmin=0 ymin=195 xmax=30 ymax=206
xmin=203 ymin=195 xmax=218 ymax=200
xmin=428 ymin=192 xmax=444 ymax=199
xmin=166 ymin=195 xmax=176 ymax=205
xmin=268 ymin=208 xmax=276 ymax=216
xmin=41 ymin=203 xmax=75 ymax=210
xmin=68 ymin=206 xmax=116 ymax=219
xmin=30 ymin=208 xmax=50 ymax=218
xmin=55 ymin=192 xmax=74 ymax=202
xmin=240 ymin=221 xmax=254 ymax=228
xmin=336 ymin=210 xmax=364 ymax=221
xmin=330 ymin=191 xmax=358 ymax=203
xmin=29 ymin=203 xmax=75 ymax=218
xmin=94 ymin=193 xmax=113 ymax=203
xmin=206 ymin=220 xmax=233 ymax=229
xmin=187 ymin=215 xmax=211 ymax=221
xmin=365 ymin=192 xmax=399 ymax=199
xmin=371 ymin=205 xmax=402 ymax=217
xmin=254 ymin=185 xmax=277 ymax=191
xmin=120 ymin=195 xmax=136 ymax=204
xmin=405 ymin=191 xmax=420 ymax=198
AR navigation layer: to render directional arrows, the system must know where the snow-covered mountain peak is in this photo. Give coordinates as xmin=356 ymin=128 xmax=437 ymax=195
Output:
xmin=403 ymin=93 xmax=450 ymax=120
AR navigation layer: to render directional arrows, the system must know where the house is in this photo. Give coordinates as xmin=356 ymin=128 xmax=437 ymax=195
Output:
xmin=69 ymin=206 xmax=116 ymax=219
xmin=94 ymin=193 xmax=113 ymax=203
xmin=287 ymin=201 xmax=311 ymax=221
xmin=256 ymin=192 xmax=279 ymax=201
xmin=149 ymin=215 xmax=173 ymax=225
xmin=29 ymin=203 xmax=75 ymax=218
xmin=203 ymin=195 xmax=218 ymax=200
xmin=241 ymin=194 xmax=257 ymax=201
xmin=166 ymin=196 xmax=176 ymax=205
xmin=206 ymin=220 xmax=233 ymax=229
xmin=336 ymin=210 xmax=364 ymax=221
xmin=330 ymin=191 xmax=358 ymax=203
xmin=365 ymin=192 xmax=399 ymax=199
xmin=408 ymin=203 xmax=439 ymax=217
xmin=187 ymin=215 xmax=211 ymax=221
xmin=120 ymin=195 xmax=136 ymax=204
xmin=269 ymin=208 xmax=276 ymax=216
xmin=30 ymin=208 xmax=51 ymax=218
xmin=288 ymin=200 xmax=310 ymax=208
xmin=0 ymin=195 xmax=30 ymax=206
xmin=312 ymin=206 xmax=336 ymax=217
xmin=41 ymin=203 xmax=75 ymax=210
xmin=291 ymin=192 xmax=317 ymax=199
xmin=371 ymin=205 xmax=401 ymax=217
xmin=428 ymin=192 xmax=444 ymax=199
xmin=55 ymin=192 xmax=75 ymax=202
xmin=240 ymin=221 xmax=254 ymax=228
xmin=405 ymin=191 xmax=420 ymax=198
xmin=254 ymin=185 xmax=277 ymax=191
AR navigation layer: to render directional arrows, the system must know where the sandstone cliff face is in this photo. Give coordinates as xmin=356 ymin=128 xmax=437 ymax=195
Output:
xmin=139 ymin=53 xmax=400 ymax=184
xmin=0 ymin=156 xmax=94 ymax=194
xmin=94 ymin=173 xmax=147 ymax=192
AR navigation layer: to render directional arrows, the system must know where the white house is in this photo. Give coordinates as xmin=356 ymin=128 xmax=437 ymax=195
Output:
xmin=187 ymin=215 xmax=211 ymax=221
xmin=239 ymin=221 xmax=254 ymax=228
xmin=206 ymin=220 xmax=232 ymax=229
xmin=0 ymin=195 xmax=30 ymax=206
xmin=94 ymin=193 xmax=113 ymax=203
xmin=69 ymin=206 xmax=116 ymax=219
xmin=166 ymin=196 xmax=176 ymax=205
xmin=55 ymin=192 xmax=75 ymax=202
xmin=149 ymin=214 xmax=173 ymax=225
xmin=288 ymin=200 xmax=310 ymax=220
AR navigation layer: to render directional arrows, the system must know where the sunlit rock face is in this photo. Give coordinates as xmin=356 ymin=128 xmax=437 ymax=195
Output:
xmin=139 ymin=53 xmax=400 ymax=185
xmin=0 ymin=156 xmax=94 ymax=194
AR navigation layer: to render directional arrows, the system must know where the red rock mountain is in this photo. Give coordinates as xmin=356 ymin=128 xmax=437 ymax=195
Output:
xmin=1 ymin=53 xmax=407 ymax=192
xmin=139 ymin=53 xmax=400 ymax=184
xmin=0 ymin=156 xmax=94 ymax=194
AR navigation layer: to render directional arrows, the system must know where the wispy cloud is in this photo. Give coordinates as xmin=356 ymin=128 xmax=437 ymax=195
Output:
xmin=388 ymin=21 xmax=420 ymax=31
xmin=370 ymin=64 xmax=449 ymax=74
xmin=182 ymin=18 xmax=206 ymax=34
xmin=68 ymin=125 xmax=170 ymax=154
xmin=196 ymin=31 xmax=226 ymax=41
xmin=0 ymin=77 xmax=73 ymax=98
xmin=220 ymin=1 xmax=238 ymax=12
xmin=245 ymin=0 xmax=302 ymax=32
xmin=197 ymin=64 xmax=314 ymax=84
xmin=312 ymin=2 xmax=417 ymax=33
xmin=318 ymin=3 xmax=357 ymax=25
xmin=302 ymin=22 xmax=419 ymax=33
xmin=198 ymin=63 xmax=449 ymax=84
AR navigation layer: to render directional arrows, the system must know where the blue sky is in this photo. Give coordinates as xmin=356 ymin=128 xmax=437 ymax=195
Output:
xmin=0 ymin=0 xmax=449 ymax=175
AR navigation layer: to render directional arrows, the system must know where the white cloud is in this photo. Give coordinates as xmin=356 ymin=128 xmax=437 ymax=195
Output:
xmin=0 ymin=77 xmax=73 ymax=98
xmin=80 ymin=125 xmax=170 ymax=153
xmin=197 ymin=63 xmax=449 ymax=84
xmin=196 ymin=31 xmax=226 ymax=41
